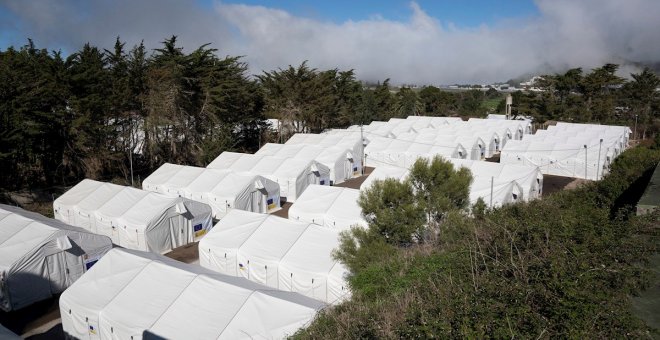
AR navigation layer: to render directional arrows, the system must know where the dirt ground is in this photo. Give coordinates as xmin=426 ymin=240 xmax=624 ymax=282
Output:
xmin=542 ymin=174 xmax=590 ymax=196
xmin=335 ymin=167 xmax=374 ymax=190
xmin=164 ymin=241 xmax=200 ymax=264
xmin=271 ymin=202 xmax=293 ymax=219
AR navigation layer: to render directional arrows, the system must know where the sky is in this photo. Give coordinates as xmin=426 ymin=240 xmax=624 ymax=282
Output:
xmin=1 ymin=0 xmax=659 ymax=85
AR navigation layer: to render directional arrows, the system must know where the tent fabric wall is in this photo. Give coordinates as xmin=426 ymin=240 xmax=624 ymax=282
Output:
xmin=256 ymin=143 xmax=355 ymax=185
xmin=357 ymin=160 xmax=541 ymax=208
xmin=448 ymin=159 xmax=542 ymax=207
xmin=53 ymin=180 xmax=213 ymax=253
xmin=0 ymin=204 xmax=112 ymax=311
xmin=288 ymin=185 xmax=367 ymax=231
xmin=207 ymin=153 xmax=330 ymax=202
xmin=286 ymin=133 xmax=364 ymax=176
xmin=199 ymin=210 xmax=350 ymax=304
xmin=59 ymin=248 xmax=323 ymax=340
xmin=500 ymin=122 xmax=630 ymax=180
xmin=143 ymin=163 xmax=281 ymax=219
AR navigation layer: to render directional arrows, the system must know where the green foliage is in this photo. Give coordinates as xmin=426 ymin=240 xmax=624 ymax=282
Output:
xmin=517 ymin=64 xmax=659 ymax=136
xmin=409 ymin=155 xmax=472 ymax=223
xmin=296 ymin=145 xmax=660 ymax=339
xmin=335 ymin=156 xmax=472 ymax=281
xmin=0 ymin=37 xmax=264 ymax=189
xmin=357 ymin=178 xmax=426 ymax=247
xmin=471 ymin=197 xmax=488 ymax=219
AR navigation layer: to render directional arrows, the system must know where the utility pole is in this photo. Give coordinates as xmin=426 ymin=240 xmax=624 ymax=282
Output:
xmin=584 ymin=144 xmax=588 ymax=180
xmin=596 ymin=139 xmax=603 ymax=180
xmin=360 ymin=120 xmax=365 ymax=175
xmin=633 ymin=114 xmax=638 ymax=141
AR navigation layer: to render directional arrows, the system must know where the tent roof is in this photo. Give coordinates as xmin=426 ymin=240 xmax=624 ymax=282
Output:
xmin=60 ymin=248 xmax=323 ymax=339
xmin=0 ymin=204 xmax=103 ymax=270
xmin=55 ymin=180 xmax=187 ymax=231
xmin=288 ymin=185 xmax=366 ymax=230
xmin=144 ymin=164 xmax=274 ymax=201
xmin=206 ymin=151 xmax=249 ymax=169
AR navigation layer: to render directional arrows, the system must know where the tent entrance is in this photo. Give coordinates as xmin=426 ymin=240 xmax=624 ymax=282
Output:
xmin=252 ymin=188 xmax=267 ymax=213
xmin=46 ymin=253 xmax=67 ymax=294
xmin=169 ymin=215 xmax=190 ymax=248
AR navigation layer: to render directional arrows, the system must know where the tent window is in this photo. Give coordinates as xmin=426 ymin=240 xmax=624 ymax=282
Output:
xmin=512 ymin=193 xmax=518 ymax=200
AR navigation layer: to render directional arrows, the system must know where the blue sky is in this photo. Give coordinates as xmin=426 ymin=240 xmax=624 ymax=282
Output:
xmin=1 ymin=0 xmax=657 ymax=84
xmin=202 ymin=0 xmax=540 ymax=27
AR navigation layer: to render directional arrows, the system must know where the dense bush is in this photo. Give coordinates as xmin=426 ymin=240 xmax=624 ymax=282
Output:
xmin=296 ymin=146 xmax=660 ymax=339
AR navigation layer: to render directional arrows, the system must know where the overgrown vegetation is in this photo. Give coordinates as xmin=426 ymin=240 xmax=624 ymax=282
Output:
xmin=296 ymin=145 xmax=660 ymax=339
xmin=507 ymin=65 xmax=659 ymax=139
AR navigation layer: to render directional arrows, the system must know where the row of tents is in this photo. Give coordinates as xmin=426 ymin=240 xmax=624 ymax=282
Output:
xmin=501 ymin=122 xmax=631 ymax=180
xmin=1 ymin=203 xmax=328 ymax=337
xmin=361 ymin=159 xmax=543 ymax=207
xmin=319 ymin=117 xmax=534 ymax=170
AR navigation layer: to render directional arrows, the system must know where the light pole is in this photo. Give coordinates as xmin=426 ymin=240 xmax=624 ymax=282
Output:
xmin=360 ymin=120 xmax=365 ymax=175
xmin=596 ymin=139 xmax=603 ymax=180
xmin=584 ymin=144 xmax=588 ymax=180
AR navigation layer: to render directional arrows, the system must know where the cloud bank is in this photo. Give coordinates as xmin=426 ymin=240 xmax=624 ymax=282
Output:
xmin=2 ymin=0 xmax=659 ymax=84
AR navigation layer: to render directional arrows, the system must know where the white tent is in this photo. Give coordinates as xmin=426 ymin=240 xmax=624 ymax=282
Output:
xmin=288 ymin=185 xmax=367 ymax=231
xmin=207 ymin=153 xmax=331 ymax=202
xmin=143 ymin=163 xmax=280 ymax=219
xmin=53 ymin=179 xmax=213 ymax=253
xmin=405 ymin=116 xmax=463 ymax=128
xmin=360 ymin=166 xmax=410 ymax=191
xmin=0 ymin=324 xmax=20 ymax=339
xmin=467 ymin=118 xmax=532 ymax=139
xmin=500 ymin=122 xmax=629 ymax=180
xmin=358 ymin=160 xmax=541 ymax=208
xmin=286 ymin=133 xmax=364 ymax=175
xmin=256 ymin=143 xmax=356 ymax=185
xmin=449 ymin=159 xmax=543 ymax=207
xmin=0 ymin=204 xmax=112 ymax=311
xmin=199 ymin=210 xmax=350 ymax=304
xmin=60 ymin=248 xmax=323 ymax=339
xmin=365 ymin=134 xmax=470 ymax=168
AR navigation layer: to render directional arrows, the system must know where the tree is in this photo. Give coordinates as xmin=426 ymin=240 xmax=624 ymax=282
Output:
xmin=394 ymin=87 xmax=423 ymax=117
xmin=0 ymin=41 xmax=69 ymax=188
xmin=623 ymin=68 xmax=659 ymax=138
xmin=408 ymin=156 xmax=472 ymax=230
xmin=358 ymin=178 xmax=426 ymax=246
xmin=419 ymin=85 xmax=459 ymax=116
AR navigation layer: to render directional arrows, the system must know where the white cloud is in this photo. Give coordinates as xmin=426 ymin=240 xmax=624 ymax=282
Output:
xmin=3 ymin=0 xmax=659 ymax=84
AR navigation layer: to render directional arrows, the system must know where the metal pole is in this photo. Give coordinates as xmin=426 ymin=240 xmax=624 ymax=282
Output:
xmin=596 ymin=139 xmax=603 ymax=180
xmin=490 ymin=176 xmax=494 ymax=207
xmin=633 ymin=115 xmax=638 ymax=141
xmin=360 ymin=121 xmax=365 ymax=175
xmin=584 ymin=144 xmax=588 ymax=180
xmin=129 ymin=124 xmax=134 ymax=187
